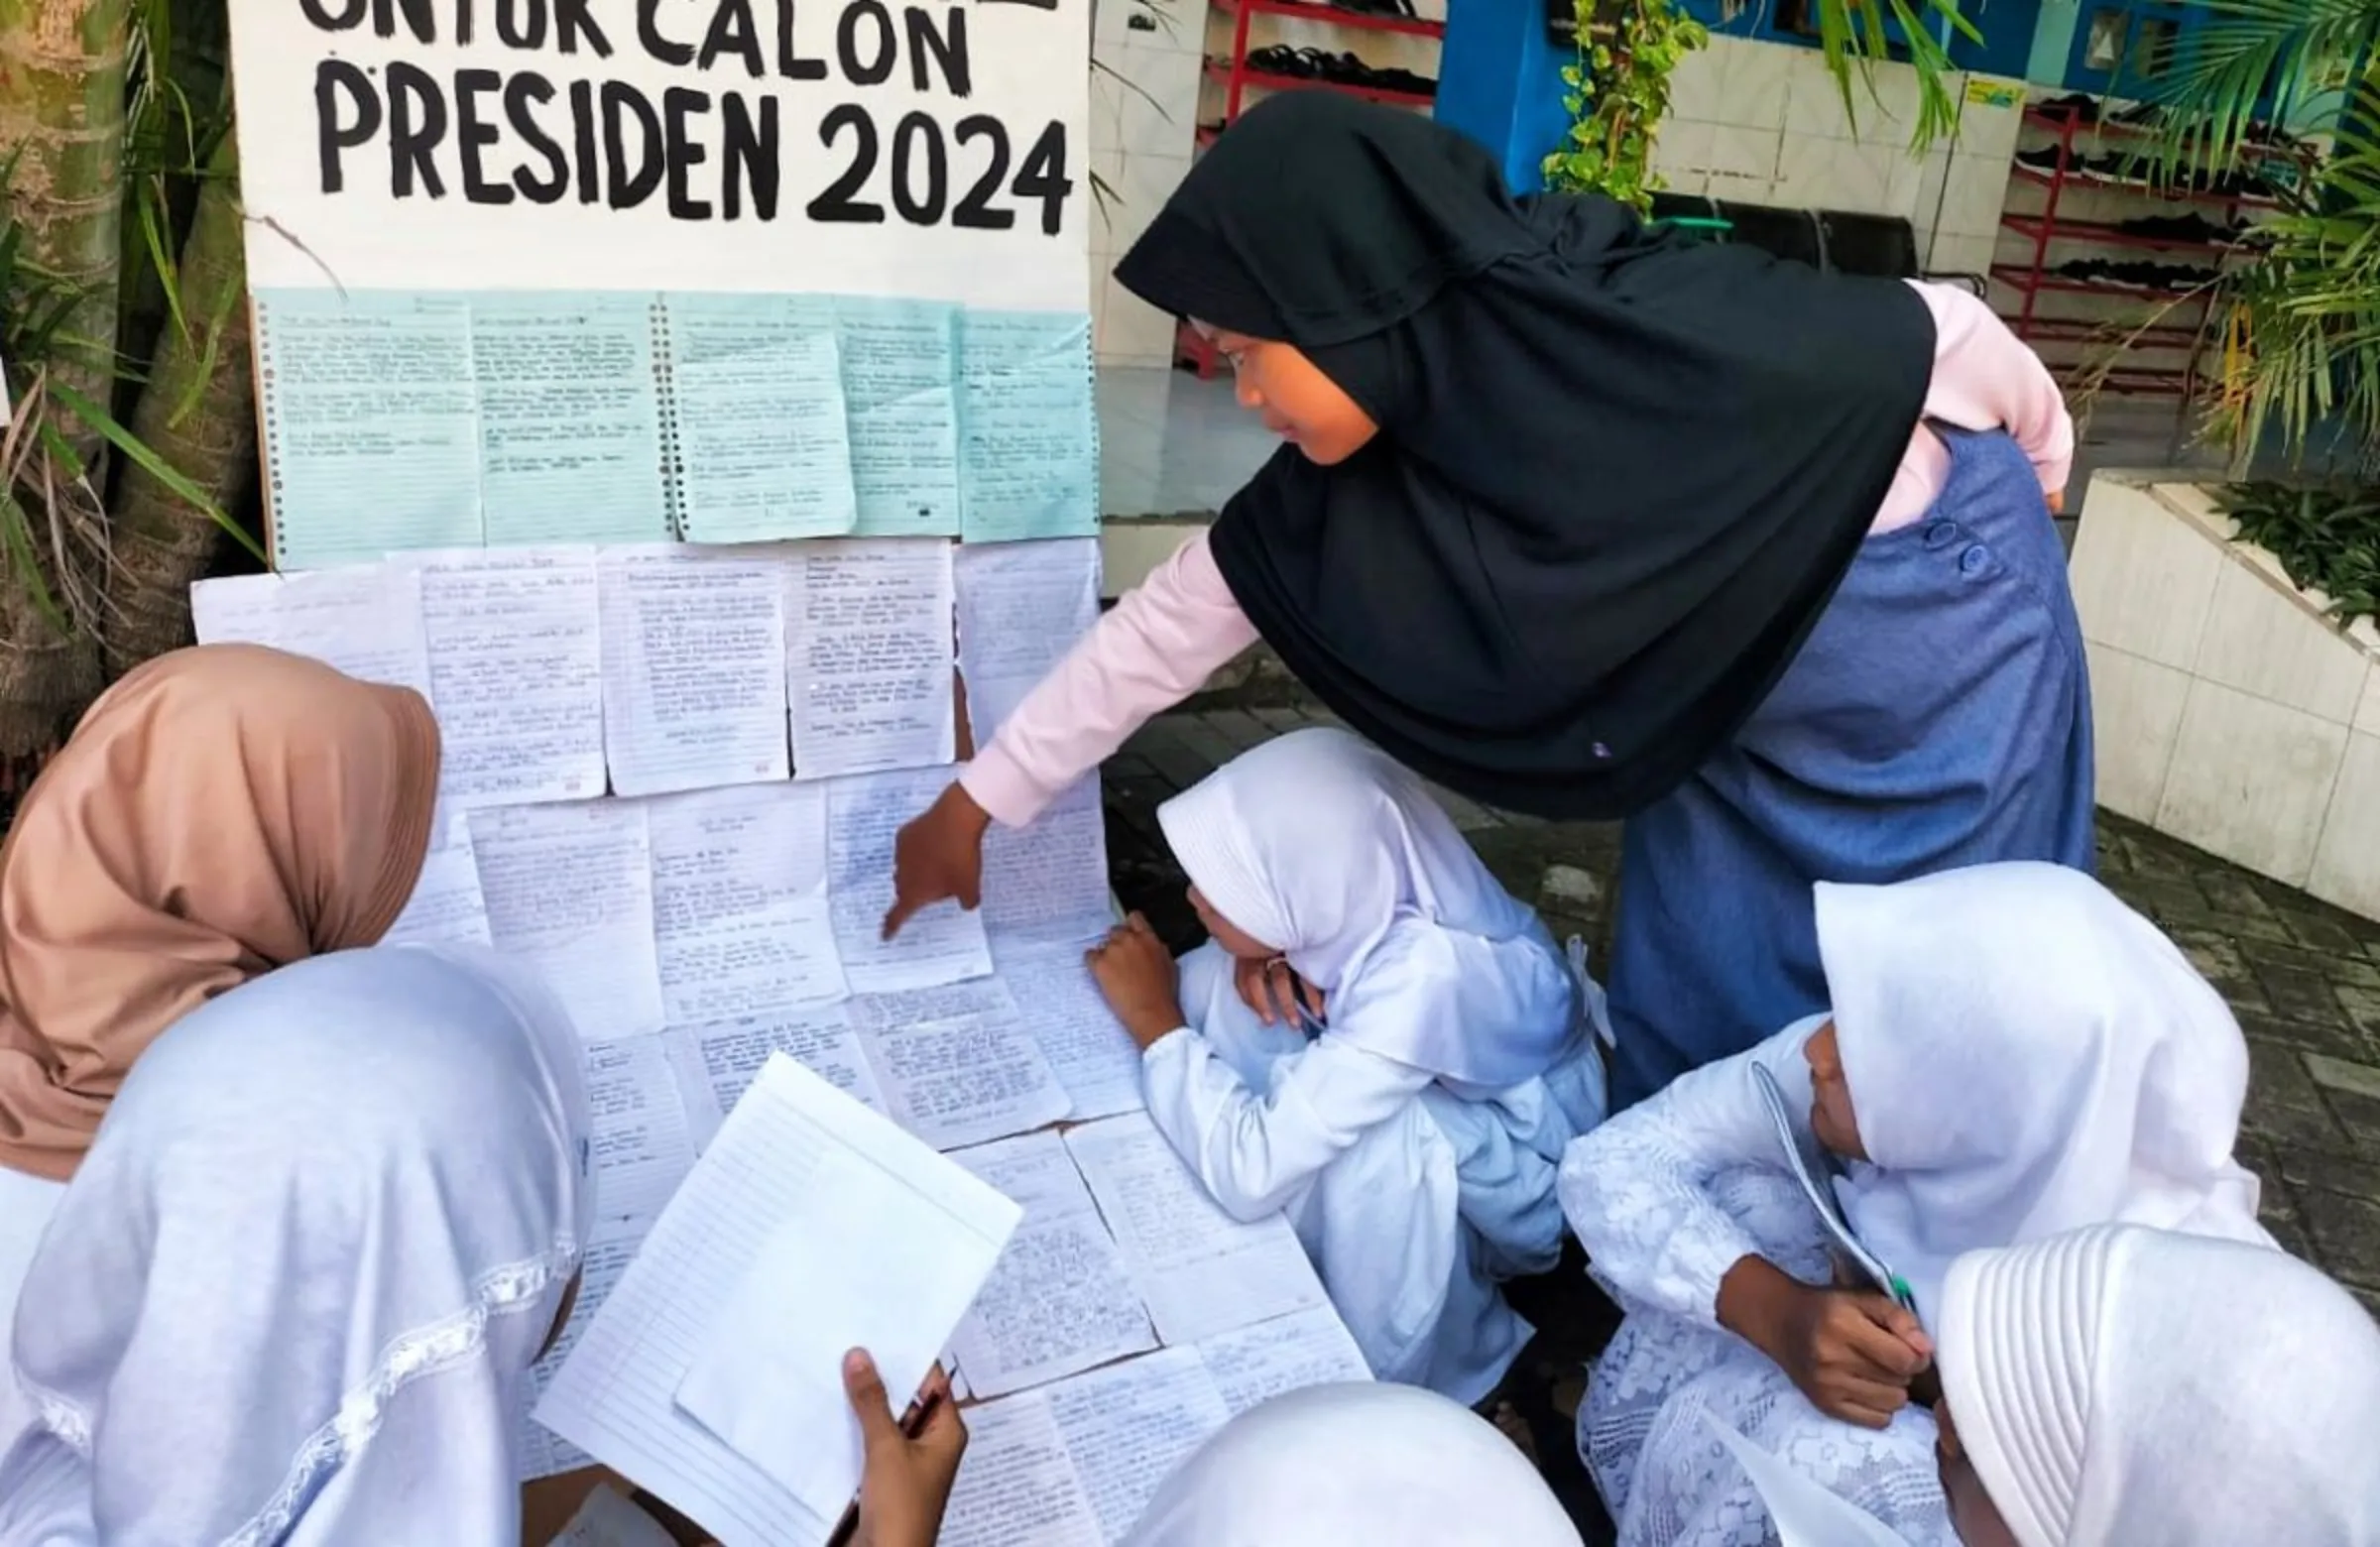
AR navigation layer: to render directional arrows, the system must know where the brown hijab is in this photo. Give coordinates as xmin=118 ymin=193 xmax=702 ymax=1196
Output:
xmin=0 ymin=644 xmax=439 ymax=1179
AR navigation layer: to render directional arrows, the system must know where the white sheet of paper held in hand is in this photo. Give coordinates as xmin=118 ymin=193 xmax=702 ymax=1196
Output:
xmin=1062 ymin=1113 xmax=1328 ymax=1346
xmin=827 ymin=766 xmax=993 ymax=994
xmin=189 ymin=562 xmax=435 ymax=698
xmin=599 ymin=545 xmax=791 ymax=798
xmin=945 ymin=1130 xmax=1158 ymax=1398
xmin=414 ymin=547 xmax=607 ymax=807
xmin=784 ymin=537 xmax=955 ymax=779
xmin=469 ymin=801 xmax=666 ymax=1041
xmin=646 ymin=782 xmax=845 ymax=1023
xmin=535 ymin=1054 xmax=1019 ymax=1547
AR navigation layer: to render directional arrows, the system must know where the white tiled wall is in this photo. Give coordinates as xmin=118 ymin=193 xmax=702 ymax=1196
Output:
xmin=1647 ymin=36 xmax=2025 ymax=275
xmin=2070 ymin=473 xmax=2380 ymax=919
xmin=1091 ymin=0 xmax=1205 ymax=364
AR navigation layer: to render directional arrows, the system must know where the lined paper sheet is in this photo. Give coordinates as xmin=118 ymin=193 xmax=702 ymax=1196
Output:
xmin=991 ymin=953 xmax=1144 ymax=1123
xmin=1196 ymin=1305 xmax=1372 ymax=1416
xmin=382 ymin=804 xmax=493 ymax=947
xmin=599 ymin=545 xmax=790 ymax=798
xmin=662 ymin=1005 xmax=886 ymax=1154
xmin=536 ymin=1055 xmax=1019 ymax=1547
xmin=935 ymin=1392 xmax=1103 ymax=1547
xmin=584 ymin=1035 xmax=698 ymax=1232
xmin=946 ymin=1131 xmax=1158 ymax=1398
xmin=664 ymin=294 xmax=858 ymax=543
xmin=835 ymin=297 xmax=960 ymax=538
xmin=647 ymin=783 xmax=844 ymax=1023
xmin=548 ymin=1484 xmax=681 ymax=1547
xmin=953 ymin=537 xmax=1101 ymax=743
xmin=1042 ymin=1348 xmax=1232 ymax=1543
xmin=1063 ymin=1113 xmax=1329 ymax=1346
xmin=256 ymin=289 xmax=482 ymax=568
xmin=982 ymin=774 xmax=1113 ymax=957
xmin=784 ymin=537 xmax=955 ymax=779
xmin=416 ymin=547 xmax=607 ymax=806
xmin=470 ymin=801 xmax=666 ymax=1041
xmin=826 ymin=767 xmax=994 ymax=994
xmin=471 ymin=292 xmax=670 ymax=545
xmin=189 ymin=563 xmax=434 ymax=697
xmin=847 ymin=980 xmax=1073 ymax=1151
xmin=956 ymin=312 xmax=1099 ymax=544
xmin=520 ymin=1220 xmax=649 ymax=1483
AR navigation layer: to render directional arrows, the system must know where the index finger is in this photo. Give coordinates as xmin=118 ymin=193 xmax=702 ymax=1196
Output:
xmin=881 ymin=894 xmax=916 ymax=942
xmin=1837 ymin=1301 xmax=1932 ymax=1378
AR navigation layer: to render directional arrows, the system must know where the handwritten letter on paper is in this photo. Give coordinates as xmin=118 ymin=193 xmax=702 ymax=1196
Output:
xmin=663 ymin=294 xmax=858 ymax=544
xmin=836 ymin=297 xmax=961 ymax=537
xmin=645 ymin=782 xmax=844 ymax=1022
xmin=418 ymin=548 xmax=607 ymax=807
xmin=846 ymin=980 xmax=1072 ymax=1151
xmin=957 ymin=311 xmax=1100 ymax=544
xmin=469 ymin=801 xmax=666 ymax=1042
xmin=662 ymin=1006 xmax=886 ymax=1153
xmin=190 ymin=564 xmax=434 ymax=698
xmin=786 ymin=537 xmax=956 ymax=779
xmin=827 ymin=767 xmax=994 ymax=994
xmin=599 ymin=546 xmax=790 ymax=798
xmin=954 ymin=537 xmax=1102 ymax=742
xmin=472 ymin=292 xmax=670 ymax=545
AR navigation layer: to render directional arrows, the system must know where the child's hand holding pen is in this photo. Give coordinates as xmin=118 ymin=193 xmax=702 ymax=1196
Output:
xmin=838 ymin=1349 xmax=967 ymax=1547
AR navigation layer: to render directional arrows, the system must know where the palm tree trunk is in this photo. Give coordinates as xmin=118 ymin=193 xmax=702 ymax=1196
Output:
xmin=103 ymin=131 xmax=251 ymax=674
xmin=0 ymin=0 xmax=131 ymax=760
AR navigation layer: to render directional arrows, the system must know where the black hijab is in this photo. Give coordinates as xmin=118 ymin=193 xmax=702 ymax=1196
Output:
xmin=1114 ymin=94 xmax=1939 ymax=820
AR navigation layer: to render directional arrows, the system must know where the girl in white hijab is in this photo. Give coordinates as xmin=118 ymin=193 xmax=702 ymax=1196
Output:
xmin=1126 ymin=1381 xmax=1585 ymax=1545
xmin=1557 ymin=862 xmax=2270 ymax=1547
xmin=1717 ymin=1224 xmax=2380 ymax=1545
xmin=0 ymin=942 xmax=592 ymax=1546
xmin=1085 ymin=728 xmax=1607 ymax=1404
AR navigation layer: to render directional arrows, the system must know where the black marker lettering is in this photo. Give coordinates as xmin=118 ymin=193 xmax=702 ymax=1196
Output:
xmin=773 ymin=0 xmax=828 ymax=79
xmin=313 ymin=59 xmax=381 ymax=194
xmin=299 ymin=0 xmax=367 ymax=30
xmin=904 ymin=7 xmax=969 ymax=96
xmin=506 ymin=72 xmax=569 ymax=201
xmin=568 ymin=78 xmax=602 ymax=202
xmin=602 ymin=80 xmax=664 ymax=208
xmin=638 ymin=0 xmax=694 ymax=64
xmin=699 ymin=0 xmax=767 ymax=73
xmin=661 ymin=87 xmax=714 ymax=219
xmin=495 ymin=0 xmax=546 ymax=50
xmin=720 ymin=91 xmax=779 ymax=219
xmin=386 ymin=60 xmax=448 ymax=197
xmin=836 ymin=0 xmax=895 ymax=85
xmin=552 ymin=0 xmax=614 ymax=55
xmin=453 ymin=68 xmax=514 ymax=203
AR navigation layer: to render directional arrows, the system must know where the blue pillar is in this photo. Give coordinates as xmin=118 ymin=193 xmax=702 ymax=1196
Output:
xmin=1436 ymin=0 xmax=1576 ymax=194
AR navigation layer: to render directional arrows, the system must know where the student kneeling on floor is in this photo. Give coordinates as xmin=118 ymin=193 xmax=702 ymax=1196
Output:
xmin=1085 ymin=728 xmax=1608 ymax=1405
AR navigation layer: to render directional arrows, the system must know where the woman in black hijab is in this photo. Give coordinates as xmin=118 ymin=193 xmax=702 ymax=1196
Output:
xmin=890 ymin=92 xmax=2093 ymax=1112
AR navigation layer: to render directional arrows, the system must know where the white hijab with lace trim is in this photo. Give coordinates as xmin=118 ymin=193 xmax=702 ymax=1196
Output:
xmin=0 ymin=943 xmax=591 ymax=1547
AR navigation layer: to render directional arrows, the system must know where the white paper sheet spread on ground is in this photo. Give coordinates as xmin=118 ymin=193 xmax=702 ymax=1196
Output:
xmin=584 ymin=1036 xmax=698 ymax=1232
xmin=982 ymin=774 xmax=1114 ymax=958
xmin=548 ymin=1484 xmax=681 ymax=1547
xmin=599 ymin=546 xmax=790 ymax=798
xmin=520 ymin=1220 xmax=649 ymax=1483
xmin=990 ymin=952 xmax=1144 ymax=1122
xmin=946 ymin=1131 xmax=1158 ymax=1398
xmin=416 ymin=548 xmax=607 ymax=806
xmin=469 ymin=801 xmax=666 ymax=1041
xmin=1063 ymin=1114 xmax=1329 ymax=1346
xmin=1705 ymin=1416 xmax=1911 ymax=1547
xmin=382 ymin=803 xmax=493 ymax=947
xmin=1195 ymin=1305 xmax=1372 ymax=1416
xmin=827 ymin=767 xmax=994 ymax=994
xmin=954 ymin=537 xmax=1102 ymax=744
xmin=784 ymin=537 xmax=955 ymax=779
xmin=1044 ymin=1347 xmax=1234 ymax=1543
xmin=847 ymin=980 xmax=1073 ymax=1151
xmin=663 ymin=1006 xmax=885 ymax=1153
xmin=935 ymin=1391 xmax=1104 ymax=1547
xmin=189 ymin=563 xmax=434 ymax=697
xmin=646 ymin=783 xmax=844 ymax=1023
xmin=537 ymin=1055 xmax=1020 ymax=1547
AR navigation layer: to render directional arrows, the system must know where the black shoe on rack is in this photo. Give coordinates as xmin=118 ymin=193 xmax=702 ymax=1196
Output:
xmin=2037 ymin=92 xmax=2099 ymax=124
xmin=2015 ymin=145 xmax=2068 ymax=173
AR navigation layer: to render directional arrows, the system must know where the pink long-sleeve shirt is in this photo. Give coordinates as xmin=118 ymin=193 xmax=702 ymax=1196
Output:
xmin=962 ymin=283 xmax=2074 ymax=829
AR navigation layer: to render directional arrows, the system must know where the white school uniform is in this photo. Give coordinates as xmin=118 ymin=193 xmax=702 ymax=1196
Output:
xmin=1140 ymin=728 xmax=1607 ymax=1404
xmin=1559 ymin=863 xmax=2272 ymax=1547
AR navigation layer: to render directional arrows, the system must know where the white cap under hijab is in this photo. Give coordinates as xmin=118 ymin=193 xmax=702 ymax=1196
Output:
xmin=0 ymin=943 xmax=592 ymax=1546
xmin=1123 ymin=1381 xmax=1583 ymax=1546
xmin=1939 ymin=1224 xmax=2380 ymax=1547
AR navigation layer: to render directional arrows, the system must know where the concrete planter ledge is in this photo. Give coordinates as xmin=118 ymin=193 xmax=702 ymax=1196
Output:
xmin=2072 ymin=471 xmax=2380 ymax=921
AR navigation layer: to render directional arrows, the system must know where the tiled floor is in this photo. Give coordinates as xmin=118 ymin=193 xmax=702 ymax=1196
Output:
xmin=1098 ymin=364 xmax=1276 ymax=519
